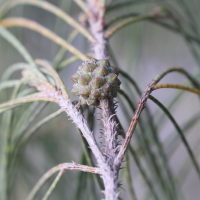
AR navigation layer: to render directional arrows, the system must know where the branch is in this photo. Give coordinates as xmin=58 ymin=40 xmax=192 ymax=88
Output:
xmin=105 ymin=15 xmax=153 ymax=39
xmin=1 ymin=63 xmax=29 ymax=81
xmin=0 ymin=92 xmax=56 ymax=113
xmin=115 ymin=69 xmax=200 ymax=167
xmin=41 ymin=169 xmax=65 ymax=200
xmin=149 ymin=95 xmax=200 ymax=181
xmin=0 ymin=0 xmax=96 ymax=43
xmin=0 ymin=80 xmax=20 ymax=92
xmin=106 ymin=0 xmax=159 ymax=12
xmin=74 ymin=0 xmax=96 ymax=20
xmin=116 ymin=117 xmax=160 ymax=200
xmin=53 ymin=29 xmax=78 ymax=69
xmin=105 ymin=13 xmax=139 ymax=28
xmin=0 ymin=24 xmax=44 ymax=79
xmin=128 ymin=145 xmax=160 ymax=200
xmin=100 ymin=99 xmax=118 ymax=155
xmin=59 ymin=56 xmax=80 ymax=69
xmin=152 ymin=84 xmax=200 ymax=95
xmin=26 ymin=162 xmax=101 ymax=200
xmin=58 ymin=53 xmax=94 ymax=70
xmin=35 ymin=59 xmax=69 ymax=100
xmin=125 ymin=153 xmax=137 ymax=200
xmin=0 ymin=18 xmax=89 ymax=61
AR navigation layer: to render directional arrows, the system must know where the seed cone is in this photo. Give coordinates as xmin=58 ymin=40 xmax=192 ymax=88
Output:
xmin=71 ymin=58 xmax=121 ymax=106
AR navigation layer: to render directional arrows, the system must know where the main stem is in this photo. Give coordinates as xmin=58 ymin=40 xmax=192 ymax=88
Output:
xmin=100 ymin=99 xmax=119 ymax=200
xmin=88 ymin=1 xmax=120 ymax=199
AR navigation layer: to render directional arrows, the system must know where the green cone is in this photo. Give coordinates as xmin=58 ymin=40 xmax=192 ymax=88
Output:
xmin=71 ymin=58 xmax=121 ymax=106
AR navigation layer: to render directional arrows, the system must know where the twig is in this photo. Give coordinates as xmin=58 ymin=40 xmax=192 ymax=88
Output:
xmin=152 ymin=84 xmax=200 ymax=95
xmin=115 ymin=71 xmax=200 ymax=167
xmin=41 ymin=170 xmax=65 ymax=200
xmin=0 ymin=0 xmax=96 ymax=43
xmin=77 ymin=128 xmax=104 ymax=190
xmin=0 ymin=80 xmax=20 ymax=92
xmin=105 ymin=13 xmax=139 ymax=28
xmin=53 ymin=29 xmax=78 ymax=69
xmin=125 ymin=153 xmax=137 ymax=200
xmin=0 ymin=92 xmax=56 ymax=113
xmin=59 ymin=56 xmax=80 ymax=69
xmin=35 ymin=59 xmax=69 ymax=100
xmin=0 ymin=25 xmax=43 ymax=79
xmin=118 ymin=89 xmax=174 ymax=197
xmin=74 ymin=0 xmax=96 ymax=21
xmin=106 ymin=0 xmax=159 ymax=12
xmin=26 ymin=162 xmax=101 ymax=200
xmin=149 ymin=95 xmax=200 ymax=182
xmin=128 ymin=145 xmax=160 ymax=200
xmin=58 ymin=53 xmax=94 ymax=70
xmin=105 ymin=15 xmax=153 ymax=39
xmin=0 ymin=18 xmax=89 ymax=61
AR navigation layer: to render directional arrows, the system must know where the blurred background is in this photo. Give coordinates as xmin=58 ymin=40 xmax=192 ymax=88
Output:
xmin=0 ymin=0 xmax=200 ymax=199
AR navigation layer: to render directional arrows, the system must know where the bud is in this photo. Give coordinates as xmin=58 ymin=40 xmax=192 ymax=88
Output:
xmin=100 ymin=92 xmax=106 ymax=98
xmin=21 ymin=69 xmax=32 ymax=78
xmin=82 ymin=64 xmax=91 ymax=73
xmin=98 ymin=58 xmax=110 ymax=67
xmin=106 ymin=73 xmax=117 ymax=83
xmin=94 ymin=66 xmax=109 ymax=76
xmin=110 ymin=91 xmax=117 ymax=98
xmin=88 ymin=63 xmax=97 ymax=71
xmin=78 ymin=65 xmax=83 ymax=71
xmin=78 ymin=77 xmax=87 ymax=86
xmin=110 ymin=66 xmax=119 ymax=75
xmin=81 ymin=74 xmax=91 ymax=83
xmin=71 ymin=72 xmax=80 ymax=83
xmin=87 ymin=99 xmax=98 ymax=106
xmin=71 ymin=85 xmax=80 ymax=95
xmin=116 ymin=78 xmax=121 ymax=86
xmin=91 ymin=89 xmax=101 ymax=97
xmin=91 ymin=77 xmax=104 ymax=88
xmin=79 ymin=96 xmax=86 ymax=104
xmin=113 ymin=84 xmax=120 ymax=91
xmin=90 ymin=58 xmax=98 ymax=63
xmin=79 ymin=87 xmax=90 ymax=96
xmin=103 ymin=83 xmax=110 ymax=92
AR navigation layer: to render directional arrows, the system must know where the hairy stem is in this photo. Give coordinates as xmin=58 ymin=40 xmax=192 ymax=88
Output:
xmin=100 ymin=99 xmax=118 ymax=157
xmin=87 ymin=0 xmax=120 ymax=199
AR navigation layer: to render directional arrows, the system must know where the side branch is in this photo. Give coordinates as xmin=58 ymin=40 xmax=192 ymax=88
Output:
xmin=115 ymin=71 xmax=200 ymax=167
xmin=114 ymin=86 xmax=151 ymax=167
xmin=59 ymin=97 xmax=106 ymax=168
